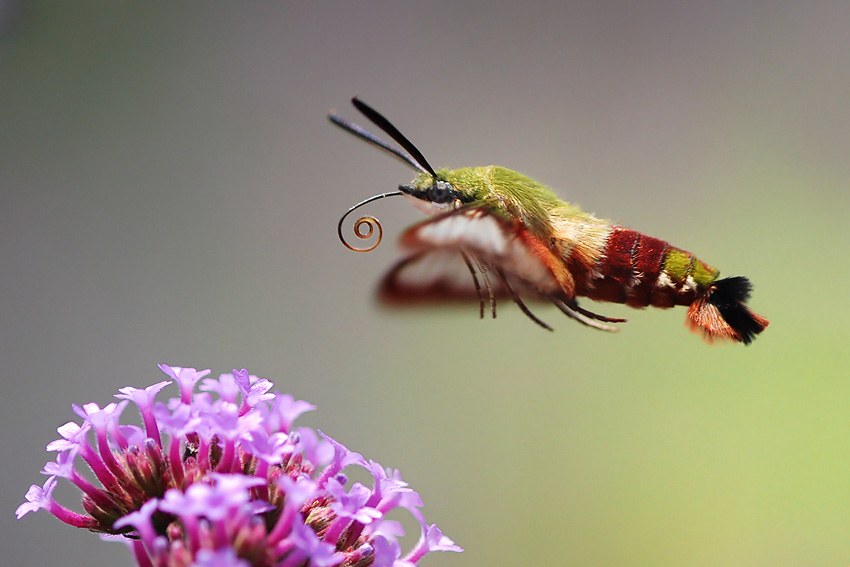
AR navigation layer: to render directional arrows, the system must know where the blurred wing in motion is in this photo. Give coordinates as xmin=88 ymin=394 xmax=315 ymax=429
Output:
xmin=378 ymin=207 xmax=622 ymax=331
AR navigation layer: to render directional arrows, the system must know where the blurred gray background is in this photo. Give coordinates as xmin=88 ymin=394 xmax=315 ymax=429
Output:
xmin=3 ymin=2 xmax=849 ymax=565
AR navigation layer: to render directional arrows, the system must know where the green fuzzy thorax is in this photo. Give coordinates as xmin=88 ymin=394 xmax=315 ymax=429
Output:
xmin=410 ymin=165 xmax=605 ymax=240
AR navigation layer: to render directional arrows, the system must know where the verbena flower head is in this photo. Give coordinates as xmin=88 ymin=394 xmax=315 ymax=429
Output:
xmin=18 ymin=365 xmax=462 ymax=567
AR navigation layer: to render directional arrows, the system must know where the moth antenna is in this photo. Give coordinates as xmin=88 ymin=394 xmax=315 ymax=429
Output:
xmin=460 ymin=252 xmax=486 ymax=319
xmin=338 ymin=191 xmax=403 ymax=252
xmin=350 ymin=97 xmax=438 ymax=177
xmin=328 ymin=113 xmax=429 ymax=175
xmin=496 ymin=268 xmax=554 ymax=331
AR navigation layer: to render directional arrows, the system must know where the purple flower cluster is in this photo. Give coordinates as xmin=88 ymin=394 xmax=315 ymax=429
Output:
xmin=17 ymin=365 xmax=461 ymax=567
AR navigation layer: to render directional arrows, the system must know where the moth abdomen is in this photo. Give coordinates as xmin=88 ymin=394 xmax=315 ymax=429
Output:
xmin=564 ymin=224 xmax=767 ymax=343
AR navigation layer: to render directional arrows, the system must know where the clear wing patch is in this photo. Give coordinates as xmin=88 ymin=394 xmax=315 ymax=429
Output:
xmin=408 ymin=210 xmax=509 ymax=255
xmin=379 ymin=249 xmax=508 ymax=301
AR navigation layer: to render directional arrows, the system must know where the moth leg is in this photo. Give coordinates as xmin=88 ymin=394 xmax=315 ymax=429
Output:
xmin=496 ymin=268 xmax=554 ymax=331
xmin=566 ymin=299 xmax=627 ymax=323
xmin=473 ymin=256 xmax=497 ymax=319
xmin=460 ymin=252 xmax=485 ymax=319
xmin=551 ymin=297 xmax=620 ymax=332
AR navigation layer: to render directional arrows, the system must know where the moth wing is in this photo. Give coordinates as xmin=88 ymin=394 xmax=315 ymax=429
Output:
xmin=379 ymin=248 xmax=510 ymax=302
xmin=379 ymin=207 xmax=571 ymax=303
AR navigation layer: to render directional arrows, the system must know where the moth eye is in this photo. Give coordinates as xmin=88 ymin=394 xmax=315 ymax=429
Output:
xmin=428 ymin=180 xmax=454 ymax=204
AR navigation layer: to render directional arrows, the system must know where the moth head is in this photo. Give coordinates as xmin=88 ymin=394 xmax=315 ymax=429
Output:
xmin=330 ymin=97 xmax=473 ymax=250
xmin=399 ymin=175 xmax=464 ymax=215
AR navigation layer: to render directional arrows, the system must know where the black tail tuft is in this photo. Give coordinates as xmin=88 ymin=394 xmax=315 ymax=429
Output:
xmin=686 ymin=276 xmax=768 ymax=344
xmin=707 ymin=276 xmax=768 ymax=345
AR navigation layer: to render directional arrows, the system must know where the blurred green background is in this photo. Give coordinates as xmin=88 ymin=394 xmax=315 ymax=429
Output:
xmin=2 ymin=2 xmax=849 ymax=566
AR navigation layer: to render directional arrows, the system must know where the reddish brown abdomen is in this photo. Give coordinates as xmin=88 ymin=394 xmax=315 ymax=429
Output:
xmin=573 ymin=226 xmax=717 ymax=308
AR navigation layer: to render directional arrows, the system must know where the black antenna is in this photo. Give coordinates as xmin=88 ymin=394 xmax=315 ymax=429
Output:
xmin=327 ymin=97 xmax=437 ymax=177
xmin=328 ymin=113 xmax=428 ymax=175
xmin=350 ymin=97 xmax=437 ymax=177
